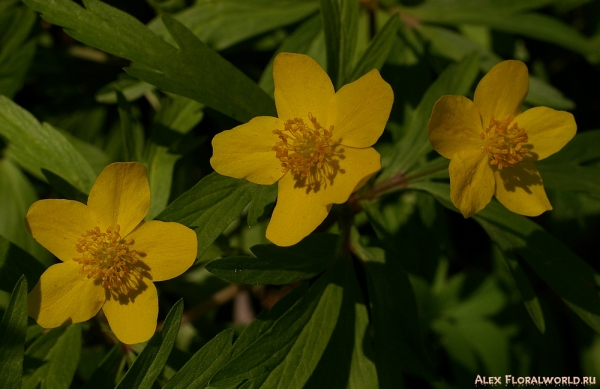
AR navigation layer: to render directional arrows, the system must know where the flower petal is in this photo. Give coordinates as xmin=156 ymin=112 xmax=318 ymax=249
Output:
xmin=266 ymin=173 xmax=332 ymax=247
xmin=127 ymin=220 xmax=197 ymax=282
xmin=449 ymin=149 xmax=495 ymax=218
xmin=428 ymin=95 xmax=484 ymax=159
xmin=474 ymin=60 xmax=529 ymax=124
xmin=330 ymin=69 xmax=393 ymax=147
xmin=26 ymin=199 xmax=95 ymax=262
xmin=210 ymin=116 xmax=285 ymax=185
xmin=514 ymin=107 xmax=577 ymax=161
xmin=493 ymin=160 xmax=551 ymax=216
xmin=87 ymin=162 xmax=150 ymax=237
xmin=28 ymin=260 xmax=105 ymax=328
xmin=102 ymin=277 xmax=158 ymax=344
xmin=273 ymin=53 xmax=335 ymax=125
xmin=318 ymin=146 xmax=381 ymax=205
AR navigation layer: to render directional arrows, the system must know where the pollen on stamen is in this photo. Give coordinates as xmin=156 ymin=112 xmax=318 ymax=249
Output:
xmin=480 ymin=115 xmax=529 ymax=170
xmin=73 ymin=224 xmax=139 ymax=291
xmin=272 ymin=112 xmax=340 ymax=189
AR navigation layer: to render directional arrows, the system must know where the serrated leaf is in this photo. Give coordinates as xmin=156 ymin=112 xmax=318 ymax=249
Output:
xmin=157 ymin=173 xmax=259 ymax=258
xmin=411 ymin=181 xmax=600 ymax=334
xmin=115 ymin=300 xmax=184 ymax=389
xmin=96 ymin=76 xmax=155 ymax=104
xmin=164 ymin=328 xmax=234 ymax=389
xmin=206 ymin=233 xmax=338 ymax=285
xmin=22 ymin=0 xmax=276 ymax=122
xmin=0 ymin=276 xmax=28 ymax=389
xmin=22 ymin=325 xmax=82 ymax=389
xmin=0 ymin=96 xmax=97 ymax=194
xmin=0 ymin=234 xmax=45 ymax=293
xmin=148 ymin=0 xmax=319 ymax=51
xmin=381 ymin=52 xmax=480 ymax=180
xmin=349 ymin=13 xmax=399 ymax=83
xmin=210 ymin=263 xmax=343 ymax=388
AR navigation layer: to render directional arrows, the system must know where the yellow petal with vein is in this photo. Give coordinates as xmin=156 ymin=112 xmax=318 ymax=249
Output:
xmin=26 ymin=199 xmax=95 ymax=262
xmin=211 ymin=116 xmax=284 ymax=185
xmin=274 ymin=53 xmax=334 ymax=126
xmin=428 ymin=95 xmax=483 ymax=159
xmin=266 ymin=173 xmax=332 ymax=247
xmin=87 ymin=162 xmax=150 ymax=237
xmin=127 ymin=220 xmax=197 ymax=282
xmin=474 ymin=60 xmax=528 ymax=125
xmin=331 ymin=69 xmax=393 ymax=148
xmin=515 ymin=107 xmax=576 ymax=161
xmin=317 ymin=146 xmax=381 ymax=205
xmin=493 ymin=160 xmax=551 ymax=216
xmin=449 ymin=149 xmax=495 ymax=218
xmin=28 ymin=260 xmax=105 ymax=327
xmin=102 ymin=277 xmax=158 ymax=344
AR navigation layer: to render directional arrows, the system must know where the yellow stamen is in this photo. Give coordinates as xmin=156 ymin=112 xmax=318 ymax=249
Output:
xmin=73 ymin=225 xmax=139 ymax=290
xmin=272 ymin=113 xmax=342 ymax=190
xmin=480 ymin=115 xmax=528 ymax=170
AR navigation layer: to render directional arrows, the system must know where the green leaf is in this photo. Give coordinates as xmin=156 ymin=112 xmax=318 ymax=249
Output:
xmin=0 ymin=234 xmax=45 ymax=293
xmin=22 ymin=0 xmax=276 ymax=122
xmin=163 ymin=328 xmax=234 ymax=389
xmin=494 ymin=245 xmax=546 ymax=333
xmin=117 ymin=92 xmax=144 ymax=163
xmin=115 ymin=300 xmax=184 ymax=389
xmin=157 ymin=173 xmax=259 ymax=258
xmin=405 ymin=1 xmax=598 ymax=58
xmin=416 ymin=24 xmax=575 ymax=110
xmin=247 ymin=183 xmax=277 ymax=227
xmin=305 ymin=257 xmax=379 ymax=389
xmin=95 ymin=76 xmax=155 ymax=104
xmin=148 ymin=0 xmax=319 ymax=51
xmin=0 ymin=96 xmax=97 ymax=194
xmin=381 ymin=52 xmax=480 ymax=180
xmin=349 ymin=14 xmax=400 ymax=83
xmin=0 ymin=275 xmax=28 ymax=389
xmin=353 ymin=237 xmax=430 ymax=385
xmin=412 ymin=181 xmax=600 ymax=334
xmin=206 ymin=233 xmax=338 ymax=285
xmin=537 ymin=130 xmax=600 ymax=199
xmin=319 ymin=0 xmax=341 ymax=88
xmin=338 ymin=0 xmax=360 ymax=86
xmin=0 ymin=4 xmax=37 ymax=98
xmin=258 ymin=15 xmax=323 ymax=96
xmin=210 ymin=263 xmax=344 ymax=388
xmin=80 ymin=345 xmax=124 ymax=389
xmin=22 ymin=324 xmax=82 ymax=389
xmin=0 ymin=157 xmax=48 ymax=260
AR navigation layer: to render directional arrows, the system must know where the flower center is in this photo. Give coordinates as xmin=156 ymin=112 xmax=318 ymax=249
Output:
xmin=480 ymin=115 xmax=528 ymax=170
xmin=272 ymin=113 xmax=342 ymax=190
xmin=73 ymin=225 xmax=139 ymax=290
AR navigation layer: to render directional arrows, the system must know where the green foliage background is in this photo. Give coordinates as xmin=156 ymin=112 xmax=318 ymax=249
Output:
xmin=1 ymin=0 xmax=600 ymax=387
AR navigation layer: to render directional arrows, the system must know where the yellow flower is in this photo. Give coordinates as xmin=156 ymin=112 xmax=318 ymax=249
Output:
xmin=26 ymin=162 xmax=197 ymax=344
xmin=427 ymin=60 xmax=577 ymax=217
xmin=210 ymin=53 xmax=393 ymax=246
